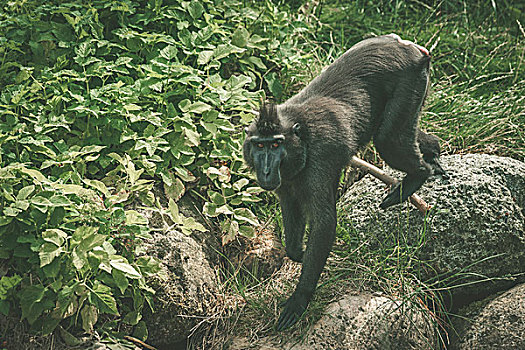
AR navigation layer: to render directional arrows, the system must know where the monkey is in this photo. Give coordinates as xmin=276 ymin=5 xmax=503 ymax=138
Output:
xmin=243 ymin=34 xmax=446 ymax=330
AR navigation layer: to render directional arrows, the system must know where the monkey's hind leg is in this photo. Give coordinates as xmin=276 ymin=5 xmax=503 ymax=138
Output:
xmin=376 ymin=138 xmax=432 ymax=209
xmin=375 ymin=80 xmax=432 ymax=209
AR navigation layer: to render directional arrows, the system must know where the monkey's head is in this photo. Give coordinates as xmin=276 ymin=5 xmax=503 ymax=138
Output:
xmin=243 ymin=103 xmax=305 ymax=191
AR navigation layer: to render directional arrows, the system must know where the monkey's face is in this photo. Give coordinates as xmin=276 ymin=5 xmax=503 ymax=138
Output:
xmin=244 ymin=134 xmax=287 ymax=191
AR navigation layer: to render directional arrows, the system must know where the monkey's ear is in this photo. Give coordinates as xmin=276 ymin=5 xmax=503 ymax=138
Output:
xmin=292 ymin=123 xmax=301 ymax=136
xmin=244 ymin=127 xmax=250 ymax=135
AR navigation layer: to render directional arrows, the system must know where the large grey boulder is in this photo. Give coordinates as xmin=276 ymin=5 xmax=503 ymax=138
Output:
xmin=341 ymin=154 xmax=525 ymax=299
xmin=141 ymin=227 xmax=219 ymax=346
xmin=229 ymin=292 xmax=438 ymax=350
xmin=450 ymin=283 xmax=525 ymax=350
xmin=139 ymin=196 xmax=222 ymax=348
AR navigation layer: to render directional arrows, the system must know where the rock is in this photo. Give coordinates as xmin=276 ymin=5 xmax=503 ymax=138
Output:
xmin=341 ymin=154 xmax=525 ymax=300
xmin=141 ymin=227 xmax=219 ymax=347
xmin=450 ymin=283 xmax=525 ymax=350
xmin=224 ymin=225 xmax=286 ymax=280
xmin=139 ymin=196 xmax=223 ymax=347
xmin=229 ymin=292 xmax=438 ymax=349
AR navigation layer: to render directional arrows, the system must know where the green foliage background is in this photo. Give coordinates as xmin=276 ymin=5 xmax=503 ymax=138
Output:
xmin=0 ymin=0 xmax=316 ymax=341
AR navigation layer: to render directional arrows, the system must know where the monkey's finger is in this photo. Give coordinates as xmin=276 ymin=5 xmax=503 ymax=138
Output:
xmin=277 ymin=312 xmax=297 ymax=331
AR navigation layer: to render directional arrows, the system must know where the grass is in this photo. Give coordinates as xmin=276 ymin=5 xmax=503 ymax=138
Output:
xmin=204 ymin=0 xmax=525 ymax=348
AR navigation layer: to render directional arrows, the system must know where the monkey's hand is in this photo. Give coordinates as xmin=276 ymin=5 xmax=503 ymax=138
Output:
xmin=276 ymin=293 xmax=309 ymax=331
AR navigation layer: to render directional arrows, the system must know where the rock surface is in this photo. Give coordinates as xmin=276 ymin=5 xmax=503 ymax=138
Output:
xmin=450 ymin=283 xmax=525 ymax=350
xmin=141 ymin=227 xmax=219 ymax=346
xmin=140 ymin=201 xmax=221 ymax=348
xmin=229 ymin=292 xmax=438 ymax=350
xmin=341 ymin=154 xmax=525 ymax=299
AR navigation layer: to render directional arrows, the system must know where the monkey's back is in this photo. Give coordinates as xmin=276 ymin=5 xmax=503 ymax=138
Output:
xmin=284 ymin=34 xmax=431 ymax=155
xmin=288 ymin=34 xmax=430 ymax=106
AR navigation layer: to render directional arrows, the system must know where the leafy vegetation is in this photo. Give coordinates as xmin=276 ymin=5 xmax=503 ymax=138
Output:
xmin=0 ymin=0 xmax=319 ymax=342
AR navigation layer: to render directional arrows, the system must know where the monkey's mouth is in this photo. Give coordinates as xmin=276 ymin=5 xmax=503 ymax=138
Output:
xmin=257 ymin=178 xmax=281 ymax=191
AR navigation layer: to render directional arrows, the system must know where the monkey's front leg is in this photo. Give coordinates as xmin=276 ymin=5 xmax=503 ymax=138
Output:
xmin=276 ymin=197 xmax=337 ymax=330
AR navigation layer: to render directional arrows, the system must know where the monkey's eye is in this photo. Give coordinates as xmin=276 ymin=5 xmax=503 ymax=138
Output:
xmin=271 ymin=143 xmax=280 ymax=148
xmin=256 ymin=143 xmax=264 ymax=148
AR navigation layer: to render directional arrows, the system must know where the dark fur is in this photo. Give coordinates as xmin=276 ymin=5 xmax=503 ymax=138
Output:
xmin=243 ymin=35 xmax=445 ymax=330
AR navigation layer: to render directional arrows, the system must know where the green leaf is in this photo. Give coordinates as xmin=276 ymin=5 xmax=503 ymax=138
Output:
xmin=160 ymin=45 xmax=178 ymax=61
xmin=4 ymin=206 xmax=21 ymax=216
xmin=188 ymin=1 xmax=204 ymax=19
xmin=19 ymin=167 xmax=48 ymax=184
xmin=233 ymin=208 xmax=259 ymax=226
xmin=123 ymin=310 xmax=142 ymax=325
xmin=84 ymin=179 xmax=110 ymax=196
xmin=265 ymin=72 xmax=283 ymax=100
xmin=136 ymin=256 xmax=161 ymax=277
xmin=89 ymin=283 xmax=119 ymax=315
xmin=181 ymin=216 xmax=207 ymax=235
xmin=0 ymin=217 xmax=12 ymax=226
xmin=247 ymin=56 xmax=267 ymax=70
xmin=72 ymin=251 xmax=85 ymax=270
xmin=42 ymin=229 xmax=67 ymax=246
xmin=197 ymin=50 xmax=214 ymax=65
xmin=0 ymin=300 xmax=9 ymax=316
xmin=202 ymin=202 xmax=218 ymax=217
xmin=17 ymin=185 xmax=35 ymax=200
xmin=81 ymin=304 xmax=98 ymax=333
xmin=49 ymin=195 xmax=71 ymax=207
xmin=222 ymin=219 xmax=239 ymax=245
xmin=20 ymin=285 xmax=46 ymax=324
xmin=39 ymin=243 xmax=63 ymax=267
xmin=213 ymin=44 xmax=245 ymax=60
xmin=15 ymin=200 xmax=30 ymax=211
xmin=239 ymin=225 xmax=256 ymax=238
xmin=183 ymin=127 xmax=200 ymax=146
xmin=53 ymin=184 xmax=93 ymax=196
xmin=233 ymin=178 xmax=250 ymax=191
xmin=58 ymin=326 xmax=82 ymax=346
xmin=208 ymin=191 xmax=225 ymax=205
xmin=168 ymin=198 xmax=182 ymax=224
xmin=110 ymin=257 xmax=142 ymax=279
xmin=164 ymin=177 xmax=185 ymax=202
xmin=232 ymin=27 xmax=250 ymax=48
xmin=206 ymin=166 xmax=231 ymax=182
xmin=0 ymin=275 xmax=22 ymax=300
xmin=31 ymin=196 xmax=52 ymax=208
xmin=189 ymin=101 xmax=212 ymax=114
xmin=125 ymin=210 xmax=148 ymax=226
xmin=112 ymin=269 xmax=129 ymax=294
xmin=133 ymin=320 xmax=148 ymax=341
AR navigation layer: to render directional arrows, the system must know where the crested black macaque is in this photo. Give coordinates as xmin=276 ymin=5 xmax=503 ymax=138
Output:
xmin=243 ymin=34 xmax=445 ymax=330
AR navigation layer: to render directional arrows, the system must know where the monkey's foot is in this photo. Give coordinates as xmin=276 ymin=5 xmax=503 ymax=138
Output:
xmin=276 ymin=293 xmax=308 ymax=331
xmin=380 ymin=173 xmax=429 ymax=209
xmin=430 ymin=161 xmax=449 ymax=179
xmin=380 ymin=183 xmax=410 ymax=209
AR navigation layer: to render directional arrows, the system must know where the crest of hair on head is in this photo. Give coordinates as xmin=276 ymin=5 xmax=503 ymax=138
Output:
xmin=256 ymin=103 xmax=281 ymax=135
